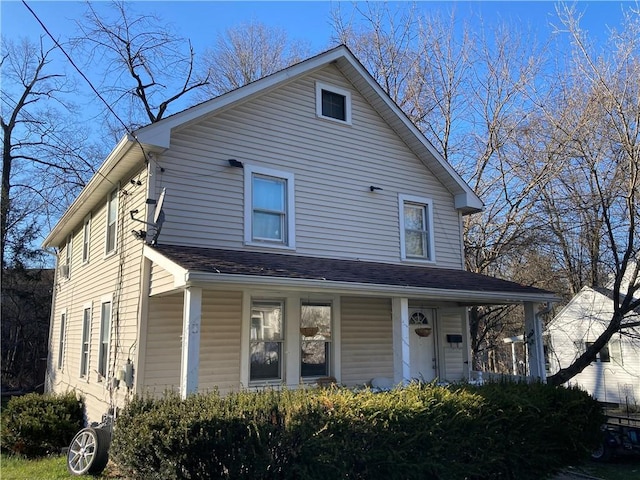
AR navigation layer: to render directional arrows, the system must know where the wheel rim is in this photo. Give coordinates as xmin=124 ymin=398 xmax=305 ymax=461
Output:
xmin=591 ymin=443 xmax=604 ymax=459
xmin=68 ymin=431 xmax=96 ymax=474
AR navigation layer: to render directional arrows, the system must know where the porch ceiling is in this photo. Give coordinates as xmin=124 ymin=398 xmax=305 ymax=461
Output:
xmin=147 ymin=244 xmax=558 ymax=305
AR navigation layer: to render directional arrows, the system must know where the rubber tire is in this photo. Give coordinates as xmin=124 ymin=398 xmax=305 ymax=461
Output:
xmin=67 ymin=427 xmax=111 ymax=476
xmin=590 ymin=440 xmax=613 ymax=462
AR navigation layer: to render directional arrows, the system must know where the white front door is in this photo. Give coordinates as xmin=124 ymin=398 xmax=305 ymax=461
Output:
xmin=409 ymin=309 xmax=437 ymax=381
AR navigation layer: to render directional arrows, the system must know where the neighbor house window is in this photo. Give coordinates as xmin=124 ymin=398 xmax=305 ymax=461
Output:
xmin=58 ymin=312 xmax=66 ymax=369
xmin=300 ymin=302 xmax=332 ymax=378
xmin=98 ymin=300 xmax=111 ymax=378
xmin=586 ymin=342 xmax=611 ymax=362
xmin=105 ymin=189 xmax=118 ymax=254
xmin=82 ymin=215 xmax=91 ymax=263
xmin=399 ymin=194 xmax=435 ymax=262
xmin=80 ymin=306 xmax=91 ymax=378
xmin=316 ymin=81 xmax=352 ymax=124
xmin=249 ymin=300 xmax=284 ymax=382
xmin=244 ymin=165 xmax=295 ymax=248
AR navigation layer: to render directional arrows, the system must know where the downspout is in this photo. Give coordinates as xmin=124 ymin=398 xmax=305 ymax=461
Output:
xmin=42 ymin=247 xmax=60 ymax=394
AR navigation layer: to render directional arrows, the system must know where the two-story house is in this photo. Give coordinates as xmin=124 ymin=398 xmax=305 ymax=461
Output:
xmin=43 ymin=46 xmax=556 ymax=422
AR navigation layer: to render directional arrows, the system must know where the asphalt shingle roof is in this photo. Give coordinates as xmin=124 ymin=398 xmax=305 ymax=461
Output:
xmin=152 ymin=244 xmax=553 ymax=298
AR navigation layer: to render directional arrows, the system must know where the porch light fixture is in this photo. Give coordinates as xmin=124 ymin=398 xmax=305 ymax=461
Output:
xmin=228 ymin=159 xmax=244 ymax=168
xmin=369 ymin=185 xmax=383 ymax=192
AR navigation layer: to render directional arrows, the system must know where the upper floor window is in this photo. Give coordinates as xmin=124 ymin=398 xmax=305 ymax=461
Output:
xmin=82 ymin=215 xmax=91 ymax=264
xmin=244 ymin=165 xmax=295 ymax=249
xmin=300 ymin=302 xmax=332 ymax=379
xmin=62 ymin=235 xmax=72 ymax=279
xmin=399 ymin=194 xmax=435 ymax=262
xmin=250 ymin=300 xmax=284 ymax=383
xmin=316 ymin=81 xmax=352 ymax=124
xmin=105 ymin=189 xmax=118 ymax=255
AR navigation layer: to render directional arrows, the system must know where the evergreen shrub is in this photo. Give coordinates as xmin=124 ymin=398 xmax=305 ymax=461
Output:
xmin=1 ymin=392 xmax=84 ymax=457
xmin=111 ymin=382 xmax=603 ymax=480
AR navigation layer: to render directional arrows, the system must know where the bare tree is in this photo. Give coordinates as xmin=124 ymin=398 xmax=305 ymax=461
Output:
xmin=197 ymin=20 xmax=310 ymax=99
xmin=73 ymin=0 xmax=210 ymax=135
xmin=1 ymin=37 xmax=96 ymax=268
xmin=542 ymin=3 xmax=640 ymax=385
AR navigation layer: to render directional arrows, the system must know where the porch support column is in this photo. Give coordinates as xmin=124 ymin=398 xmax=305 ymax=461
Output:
xmin=392 ymin=298 xmax=411 ymax=385
xmin=524 ymin=302 xmax=546 ymax=381
xmin=180 ymin=287 xmax=202 ymax=398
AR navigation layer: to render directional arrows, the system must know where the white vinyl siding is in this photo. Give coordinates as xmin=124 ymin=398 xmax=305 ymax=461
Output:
xmin=46 ymin=167 xmax=148 ymax=422
xmin=157 ymin=64 xmax=463 ymax=268
xmin=149 ymin=263 xmax=176 ymax=296
xmin=439 ymin=310 xmax=466 ymax=381
xmin=143 ymin=291 xmax=242 ymax=395
xmin=340 ymin=297 xmax=393 ymax=386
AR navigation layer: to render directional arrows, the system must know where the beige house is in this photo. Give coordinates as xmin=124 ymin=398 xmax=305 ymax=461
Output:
xmin=43 ymin=46 xmax=556 ymax=422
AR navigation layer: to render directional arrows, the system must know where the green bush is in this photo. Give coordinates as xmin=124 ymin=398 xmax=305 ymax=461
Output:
xmin=1 ymin=392 xmax=84 ymax=458
xmin=111 ymin=382 xmax=603 ymax=480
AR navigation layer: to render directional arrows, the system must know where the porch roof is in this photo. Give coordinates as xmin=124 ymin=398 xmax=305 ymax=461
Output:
xmin=148 ymin=244 xmax=557 ymax=305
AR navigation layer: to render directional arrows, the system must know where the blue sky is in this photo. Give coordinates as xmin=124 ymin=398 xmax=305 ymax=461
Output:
xmin=2 ymin=1 xmax=630 ymax=55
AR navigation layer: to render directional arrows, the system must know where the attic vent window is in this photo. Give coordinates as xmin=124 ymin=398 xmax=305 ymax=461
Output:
xmin=316 ymin=81 xmax=351 ymax=124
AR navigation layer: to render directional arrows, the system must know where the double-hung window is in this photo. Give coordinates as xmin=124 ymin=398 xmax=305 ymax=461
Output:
xmin=245 ymin=165 xmax=295 ymax=248
xmin=399 ymin=194 xmax=435 ymax=262
xmin=62 ymin=235 xmax=72 ymax=279
xmin=98 ymin=300 xmax=112 ymax=378
xmin=249 ymin=300 xmax=284 ymax=382
xmin=80 ymin=306 xmax=91 ymax=378
xmin=105 ymin=189 xmax=118 ymax=255
xmin=58 ymin=312 xmax=66 ymax=369
xmin=300 ymin=302 xmax=332 ymax=378
xmin=82 ymin=215 xmax=91 ymax=264
xmin=315 ymin=81 xmax=352 ymax=124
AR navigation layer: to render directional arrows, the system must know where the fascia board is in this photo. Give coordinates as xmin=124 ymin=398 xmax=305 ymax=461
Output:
xmin=143 ymin=244 xmax=188 ymax=287
xmin=133 ymin=47 xmax=349 ymax=149
xmin=184 ymin=271 xmax=559 ymax=304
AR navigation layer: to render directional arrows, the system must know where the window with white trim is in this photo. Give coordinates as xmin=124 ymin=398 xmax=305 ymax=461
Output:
xmin=98 ymin=300 xmax=111 ymax=378
xmin=300 ymin=302 xmax=332 ymax=378
xmin=57 ymin=312 xmax=66 ymax=369
xmin=316 ymin=81 xmax=352 ymax=124
xmin=399 ymin=194 xmax=435 ymax=262
xmin=62 ymin=235 xmax=72 ymax=279
xmin=249 ymin=300 xmax=284 ymax=382
xmin=82 ymin=215 xmax=91 ymax=264
xmin=244 ymin=165 xmax=295 ymax=248
xmin=80 ymin=306 xmax=91 ymax=378
xmin=105 ymin=189 xmax=118 ymax=255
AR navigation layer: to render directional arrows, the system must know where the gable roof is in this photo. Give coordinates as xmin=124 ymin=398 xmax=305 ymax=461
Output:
xmin=146 ymin=244 xmax=557 ymax=304
xmin=43 ymin=45 xmax=482 ymax=248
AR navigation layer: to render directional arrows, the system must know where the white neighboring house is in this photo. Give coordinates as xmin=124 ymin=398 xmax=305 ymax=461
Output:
xmin=547 ymin=272 xmax=640 ymax=406
xmin=43 ymin=45 xmax=557 ymax=422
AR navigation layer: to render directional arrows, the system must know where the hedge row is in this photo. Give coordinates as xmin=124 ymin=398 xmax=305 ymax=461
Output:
xmin=111 ymin=382 xmax=603 ymax=480
xmin=1 ymin=392 xmax=84 ymax=457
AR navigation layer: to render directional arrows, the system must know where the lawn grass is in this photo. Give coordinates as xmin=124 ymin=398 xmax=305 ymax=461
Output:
xmin=0 ymin=454 xmax=120 ymax=480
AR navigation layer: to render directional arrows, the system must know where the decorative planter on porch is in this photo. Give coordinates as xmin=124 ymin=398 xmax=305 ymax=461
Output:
xmin=300 ymin=327 xmax=319 ymax=337
xmin=414 ymin=327 xmax=432 ymax=337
